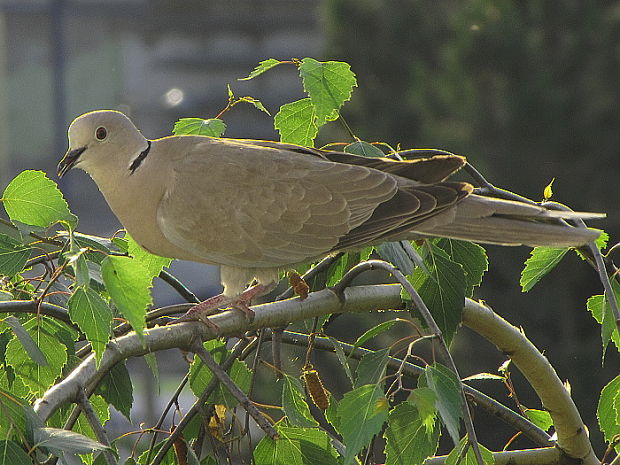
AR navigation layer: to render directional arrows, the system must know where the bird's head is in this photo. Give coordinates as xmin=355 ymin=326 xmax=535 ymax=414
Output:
xmin=57 ymin=110 xmax=148 ymax=178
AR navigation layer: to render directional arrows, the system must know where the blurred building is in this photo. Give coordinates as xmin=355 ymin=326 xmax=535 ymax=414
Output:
xmin=0 ymin=0 xmax=322 ymax=301
xmin=0 ymin=0 xmax=323 ymax=431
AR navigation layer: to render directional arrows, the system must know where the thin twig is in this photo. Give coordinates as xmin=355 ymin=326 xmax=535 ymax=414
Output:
xmin=149 ymin=338 xmax=253 ymax=465
xmin=540 ymin=201 xmax=620 ymax=334
xmin=277 ymin=330 xmax=551 ymax=447
xmin=464 ymin=163 xmax=537 ymax=204
xmin=333 ymin=260 xmax=486 ymax=465
xmin=144 ymin=374 xmax=190 ymax=464
xmin=75 ymin=389 xmax=116 ymax=465
xmin=271 ymin=328 xmax=283 ymax=379
xmin=0 ymin=300 xmax=73 ymax=325
xmin=25 ymin=251 xmax=61 ymax=269
xmin=158 ymin=270 xmax=201 ymax=304
xmin=191 ymin=341 xmax=278 ymax=439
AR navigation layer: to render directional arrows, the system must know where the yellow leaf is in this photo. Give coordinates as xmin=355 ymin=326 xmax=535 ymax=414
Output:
xmin=543 ymin=177 xmax=555 ymax=200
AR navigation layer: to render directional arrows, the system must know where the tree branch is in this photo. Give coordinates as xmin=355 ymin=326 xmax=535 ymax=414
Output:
xmin=423 ymin=447 xmax=561 ymax=465
xmin=462 ymin=300 xmax=598 ymax=465
xmin=31 ymin=284 xmax=597 ymax=465
xmin=33 ymin=284 xmax=401 ymax=421
xmin=277 ymin=330 xmax=551 ymax=447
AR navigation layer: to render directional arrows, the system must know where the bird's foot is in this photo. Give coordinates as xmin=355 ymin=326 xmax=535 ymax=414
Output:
xmin=171 ymin=282 xmax=275 ymax=328
xmin=227 ymin=282 xmax=276 ymax=322
xmin=169 ymin=293 xmax=232 ymax=331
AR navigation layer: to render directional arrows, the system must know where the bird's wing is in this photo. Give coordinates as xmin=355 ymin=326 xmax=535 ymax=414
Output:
xmin=223 ymin=138 xmax=467 ymax=183
xmin=156 ymin=137 xmax=471 ymax=268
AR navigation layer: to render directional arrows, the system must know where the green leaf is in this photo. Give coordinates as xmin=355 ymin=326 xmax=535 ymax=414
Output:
xmin=344 ymin=141 xmax=385 ymax=157
xmin=282 ymin=375 xmax=318 ymax=428
xmin=543 ymin=178 xmax=555 ymax=200
xmin=0 ymin=234 xmax=31 ymax=277
xmin=33 ymin=427 xmax=108 ymax=454
xmin=101 ymin=255 xmax=152 ymax=335
xmin=274 ymin=98 xmax=318 ymax=146
xmin=586 ymin=281 xmax=620 ymax=355
xmin=239 ymin=96 xmax=271 ymax=116
xmin=324 ymin=393 xmax=340 ymax=431
xmin=71 ymin=232 xmax=113 ymax=256
xmin=0 ymin=389 xmax=27 ymax=440
xmin=5 ymin=317 xmax=68 ymax=396
xmin=299 ymin=58 xmax=357 ymax=125
xmin=0 ymin=439 xmax=33 ymax=464
xmin=407 ymin=387 xmax=437 ymax=435
xmin=335 ymin=384 xmax=389 ymax=465
xmin=597 ymin=374 xmax=620 ymax=448
xmin=239 ymin=58 xmax=282 ymax=80
xmin=595 ymin=230 xmax=609 ymax=250
xmin=189 ymin=340 xmax=227 ymax=397
xmin=2 ymin=170 xmax=76 ymax=228
xmin=435 ymin=239 xmax=487 ymax=296
xmin=144 ymin=353 xmax=159 ymax=388
xmin=384 ymin=402 xmax=440 ymax=465
xmin=462 ymin=373 xmax=504 ymax=381
xmin=173 ymin=118 xmax=226 ymax=137
xmin=326 ymin=335 xmax=354 ymax=386
xmin=425 ymin=363 xmax=463 ymax=445
xmin=360 ymin=246 xmax=374 ymax=261
xmin=95 ymin=361 xmax=133 ymax=421
xmin=446 ymin=437 xmax=495 ymax=465
xmin=406 ymin=242 xmax=466 ymax=343
xmin=520 ymin=247 xmax=569 ymax=292
xmin=352 ymin=319 xmax=399 ymax=350
xmin=524 ymin=408 xmax=553 ymax=431
xmin=63 ymin=245 xmax=90 ymax=287
xmin=126 ymin=234 xmax=172 ymax=279
xmin=377 ymin=242 xmax=415 ymax=275
xmin=354 ymin=348 xmax=389 ymax=389
xmin=2 ymin=316 xmax=48 ymax=366
xmin=253 ymin=426 xmax=340 ymax=465
xmin=68 ymin=286 xmax=113 ymax=366
xmin=136 ymin=441 xmax=176 ymax=465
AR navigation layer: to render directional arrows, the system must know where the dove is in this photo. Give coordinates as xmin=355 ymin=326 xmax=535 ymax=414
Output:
xmin=57 ymin=110 xmax=601 ymax=323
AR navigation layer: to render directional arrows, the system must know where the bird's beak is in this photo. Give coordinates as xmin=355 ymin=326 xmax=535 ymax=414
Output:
xmin=57 ymin=147 xmax=86 ymax=178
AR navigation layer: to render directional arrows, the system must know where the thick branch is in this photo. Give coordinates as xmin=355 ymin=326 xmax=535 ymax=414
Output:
xmin=32 ymin=285 xmax=598 ymax=465
xmin=462 ymin=300 xmax=598 ymax=465
xmin=424 ymin=447 xmax=561 ymax=465
xmin=33 ymin=284 xmax=401 ymax=421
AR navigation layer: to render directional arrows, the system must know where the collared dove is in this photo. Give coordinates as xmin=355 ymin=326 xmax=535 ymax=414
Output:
xmin=57 ymin=110 xmax=601 ymax=322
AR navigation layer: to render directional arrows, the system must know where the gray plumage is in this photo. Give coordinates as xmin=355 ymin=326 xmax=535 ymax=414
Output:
xmin=58 ymin=110 xmax=601 ymax=297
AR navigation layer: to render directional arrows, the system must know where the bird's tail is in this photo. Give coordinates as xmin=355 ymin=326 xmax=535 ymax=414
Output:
xmin=413 ymin=194 xmax=603 ymax=247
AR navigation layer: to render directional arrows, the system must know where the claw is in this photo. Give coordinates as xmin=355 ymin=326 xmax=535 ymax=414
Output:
xmin=169 ymin=282 xmax=274 ymax=328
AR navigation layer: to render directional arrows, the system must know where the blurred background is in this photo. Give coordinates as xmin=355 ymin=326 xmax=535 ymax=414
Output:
xmin=1 ymin=0 xmax=618 ymax=454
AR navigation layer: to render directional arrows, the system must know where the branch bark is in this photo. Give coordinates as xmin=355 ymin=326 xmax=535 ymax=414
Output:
xmin=462 ymin=300 xmax=598 ymax=465
xmin=31 ymin=284 xmax=597 ymax=465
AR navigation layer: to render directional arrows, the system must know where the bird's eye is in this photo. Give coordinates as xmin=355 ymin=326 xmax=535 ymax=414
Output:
xmin=95 ymin=127 xmax=107 ymax=140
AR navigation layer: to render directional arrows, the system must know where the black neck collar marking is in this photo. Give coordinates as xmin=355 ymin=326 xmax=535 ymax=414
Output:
xmin=129 ymin=140 xmax=151 ymax=174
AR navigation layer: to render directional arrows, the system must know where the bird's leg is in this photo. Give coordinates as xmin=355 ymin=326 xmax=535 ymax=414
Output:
xmin=172 ymin=282 xmax=275 ymax=326
xmin=171 ymin=293 xmax=233 ymax=328
xmin=228 ymin=282 xmax=276 ymax=322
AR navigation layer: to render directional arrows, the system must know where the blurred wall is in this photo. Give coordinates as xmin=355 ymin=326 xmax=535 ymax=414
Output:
xmin=322 ymin=0 xmax=619 ymax=450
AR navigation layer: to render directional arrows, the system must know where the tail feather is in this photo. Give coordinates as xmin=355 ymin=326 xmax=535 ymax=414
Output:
xmin=412 ymin=194 xmax=603 ymax=247
xmin=416 ymin=216 xmax=600 ymax=247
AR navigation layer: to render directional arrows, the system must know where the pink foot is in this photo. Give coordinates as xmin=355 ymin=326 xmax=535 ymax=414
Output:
xmin=170 ymin=282 xmax=275 ymax=327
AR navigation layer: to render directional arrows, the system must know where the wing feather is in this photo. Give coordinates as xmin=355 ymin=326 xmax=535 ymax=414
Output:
xmin=156 ymin=138 xmax=398 ymax=267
